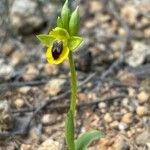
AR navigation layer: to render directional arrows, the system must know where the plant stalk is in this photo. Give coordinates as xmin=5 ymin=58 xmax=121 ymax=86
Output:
xmin=65 ymin=51 xmax=77 ymax=150
xmin=68 ymin=51 xmax=77 ymax=116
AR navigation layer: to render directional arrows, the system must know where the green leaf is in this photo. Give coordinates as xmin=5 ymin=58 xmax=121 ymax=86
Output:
xmin=75 ymin=130 xmax=104 ymax=150
xmin=36 ymin=34 xmax=55 ymax=47
xmin=69 ymin=6 xmax=79 ymax=36
xmin=65 ymin=110 xmax=75 ymax=150
xmin=68 ymin=36 xmax=83 ymax=51
xmin=57 ymin=16 xmax=62 ymax=28
xmin=61 ymin=0 xmax=70 ymax=30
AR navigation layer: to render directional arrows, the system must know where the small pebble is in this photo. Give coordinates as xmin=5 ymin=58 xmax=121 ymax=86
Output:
xmin=121 ymin=5 xmax=138 ymax=25
xmin=44 ymin=79 xmax=65 ymax=96
xmin=113 ymin=112 xmax=122 ymax=121
xmin=88 ymin=92 xmax=97 ymax=99
xmin=144 ymin=28 xmax=150 ymax=38
xmin=23 ymin=64 xmax=39 ymax=81
xmin=14 ymin=98 xmax=25 ymax=108
xmin=100 ymin=108 xmax=107 ymax=113
xmin=89 ymin=1 xmax=102 ymax=13
xmin=98 ymin=102 xmax=106 ymax=109
xmin=18 ymin=86 xmax=31 ymax=94
xmin=128 ymin=88 xmax=136 ymax=97
xmin=42 ymin=113 xmax=58 ymax=125
xmin=120 ymin=108 xmax=128 ymax=114
xmin=37 ymin=138 xmax=62 ymax=150
xmin=114 ymin=101 xmax=119 ymax=107
xmin=136 ymin=128 xmax=143 ymax=133
xmin=121 ymin=113 xmax=133 ymax=124
xmin=137 ymin=91 xmax=149 ymax=103
xmin=98 ymin=138 xmax=113 ymax=148
xmin=136 ymin=129 xmax=150 ymax=144
xmin=44 ymin=126 xmax=52 ymax=134
xmin=104 ymin=113 xmax=113 ymax=123
xmin=29 ymin=127 xmax=39 ymax=143
xmin=113 ymin=135 xmax=130 ymax=150
xmin=122 ymin=98 xmax=129 ymax=106
xmin=110 ymin=106 xmax=115 ymax=111
xmin=109 ymin=121 xmax=119 ymax=129
xmin=10 ymin=50 xmax=25 ymax=66
xmin=0 ymin=60 xmax=14 ymax=80
xmin=44 ymin=63 xmax=58 ymax=75
xmin=136 ymin=106 xmax=148 ymax=117
xmin=127 ymin=131 xmax=134 ymax=138
xmin=42 ymin=114 xmax=51 ymax=125
xmin=78 ymin=93 xmax=88 ymax=101
xmin=118 ymin=27 xmax=126 ymax=36
xmin=146 ymin=143 xmax=150 ymax=149
xmin=118 ymin=122 xmax=129 ymax=131
xmin=1 ymin=39 xmax=15 ymax=55
xmin=20 ymin=144 xmax=33 ymax=150
xmin=128 ymin=105 xmax=135 ymax=112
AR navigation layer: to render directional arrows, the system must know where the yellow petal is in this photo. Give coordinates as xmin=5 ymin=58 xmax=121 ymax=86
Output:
xmin=46 ymin=46 xmax=69 ymax=64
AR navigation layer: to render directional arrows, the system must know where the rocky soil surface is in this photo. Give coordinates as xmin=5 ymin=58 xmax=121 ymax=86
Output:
xmin=0 ymin=0 xmax=150 ymax=149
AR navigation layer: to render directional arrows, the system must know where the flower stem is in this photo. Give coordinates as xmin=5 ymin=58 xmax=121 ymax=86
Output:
xmin=65 ymin=51 xmax=77 ymax=150
xmin=68 ymin=51 xmax=77 ymax=115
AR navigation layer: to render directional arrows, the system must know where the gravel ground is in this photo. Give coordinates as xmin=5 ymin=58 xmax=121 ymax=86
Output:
xmin=0 ymin=0 xmax=150 ymax=149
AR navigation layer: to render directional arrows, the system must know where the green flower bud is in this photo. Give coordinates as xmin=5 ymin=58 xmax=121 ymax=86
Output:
xmin=57 ymin=16 xmax=62 ymax=28
xmin=61 ymin=0 xmax=70 ymax=30
xmin=69 ymin=6 xmax=79 ymax=36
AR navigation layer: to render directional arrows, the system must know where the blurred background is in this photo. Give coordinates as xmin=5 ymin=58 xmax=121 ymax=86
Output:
xmin=0 ymin=0 xmax=150 ymax=149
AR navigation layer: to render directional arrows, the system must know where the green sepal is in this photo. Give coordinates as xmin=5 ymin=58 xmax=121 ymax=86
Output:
xmin=61 ymin=0 xmax=70 ymax=30
xmin=36 ymin=34 xmax=55 ymax=47
xmin=57 ymin=16 xmax=62 ymax=28
xmin=68 ymin=36 xmax=83 ymax=51
xmin=69 ymin=6 xmax=79 ymax=36
xmin=65 ymin=110 xmax=75 ymax=150
xmin=75 ymin=130 xmax=104 ymax=150
xmin=50 ymin=27 xmax=70 ymax=40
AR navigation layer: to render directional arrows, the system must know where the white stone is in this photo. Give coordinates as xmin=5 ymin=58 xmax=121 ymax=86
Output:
xmin=137 ymin=91 xmax=149 ymax=103
xmin=104 ymin=113 xmax=113 ymax=123
xmin=42 ymin=114 xmax=51 ymax=125
xmin=37 ymin=138 xmax=62 ymax=150
xmin=136 ymin=106 xmax=148 ymax=116
xmin=10 ymin=0 xmax=44 ymax=34
xmin=118 ymin=122 xmax=129 ymax=131
xmin=18 ymin=86 xmax=31 ymax=94
xmin=45 ymin=79 xmax=65 ymax=96
xmin=15 ymin=98 xmax=25 ymax=108
xmin=126 ymin=42 xmax=150 ymax=67
xmin=98 ymin=102 xmax=106 ymax=109
xmin=0 ymin=59 xmax=14 ymax=80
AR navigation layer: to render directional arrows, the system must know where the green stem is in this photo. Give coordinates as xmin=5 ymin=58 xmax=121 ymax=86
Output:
xmin=65 ymin=51 xmax=77 ymax=150
xmin=68 ymin=51 xmax=77 ymax=115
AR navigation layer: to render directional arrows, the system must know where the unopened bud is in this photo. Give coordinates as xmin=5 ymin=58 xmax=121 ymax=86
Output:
xmin=61 ymin=0 xmax=70 ymax=30
xmin=57 ymin=16 xmax=62 ymax=28
xmin=69 ymin=6 xmax=79 ymax=36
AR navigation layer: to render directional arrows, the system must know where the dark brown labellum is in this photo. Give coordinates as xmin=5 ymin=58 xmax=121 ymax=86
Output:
xmin=52 ymin=41 xmax=63 ymax=60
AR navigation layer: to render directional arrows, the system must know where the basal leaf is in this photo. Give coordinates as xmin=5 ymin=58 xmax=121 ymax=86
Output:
xmin=75 ymin=130 xmax=104 ymax=150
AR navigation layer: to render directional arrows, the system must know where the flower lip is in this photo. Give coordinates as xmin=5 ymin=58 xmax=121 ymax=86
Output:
xmin=52 ymin=40 xmax=63 ymax=60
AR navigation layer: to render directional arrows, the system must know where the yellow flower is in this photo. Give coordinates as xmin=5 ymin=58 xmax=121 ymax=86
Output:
xmin=37 ymin=27 xmax=83 ymax=64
